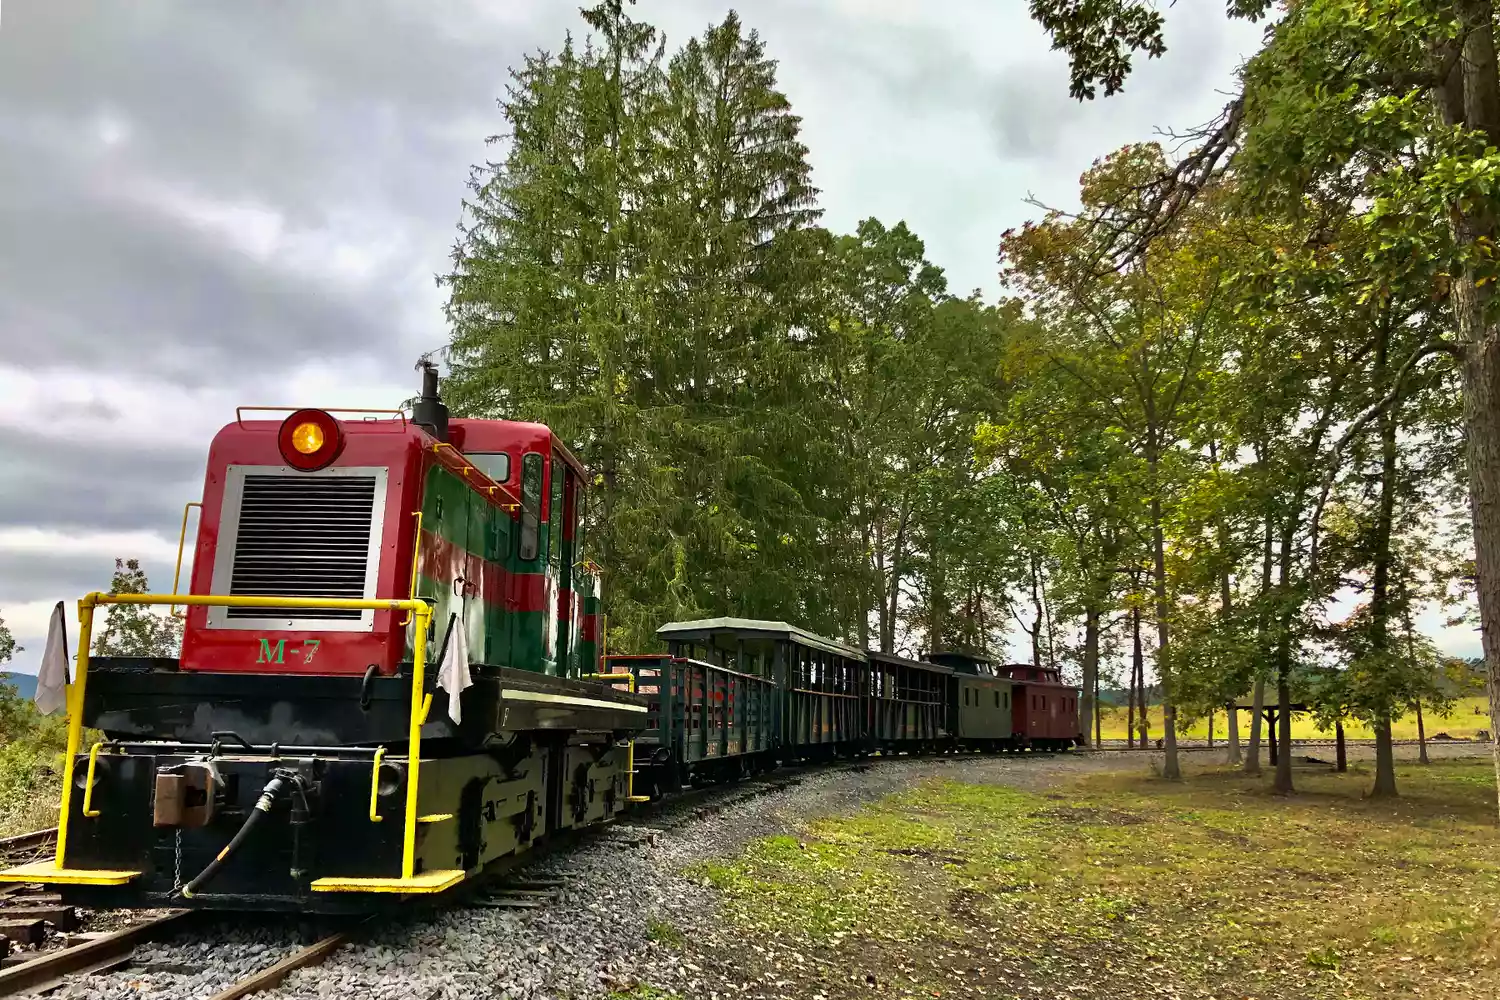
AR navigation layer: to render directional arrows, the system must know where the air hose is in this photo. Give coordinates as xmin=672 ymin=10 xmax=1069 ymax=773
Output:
xmin=177 ymin=775 xmax=288 ymax=899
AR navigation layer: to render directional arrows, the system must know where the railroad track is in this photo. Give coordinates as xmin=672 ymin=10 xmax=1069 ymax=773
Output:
xmin=0 ymin=832 xmax=56 ymax=864
xmin=0 ymin=762 xmax=831 ymax=998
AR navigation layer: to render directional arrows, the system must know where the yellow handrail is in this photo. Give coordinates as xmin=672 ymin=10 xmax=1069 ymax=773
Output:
xmin=169 ymin=502 xmax=202 ymax=619
xmin=235 ymin=406 xmax=407 ymax=429
xmin=368 ymin=746 xmax=387 ymax=823
xmin=57 ymin=592 xmax=432 ymax=883
xmin=402 ymin=667 xmax=431 ymax=879
xmin=399 ymin=510 xmax=423 ymax=627
xmin=430 ymin=442 xmax=472 ymax=475
xmin=81 ymin=743 xmax=103 ymax=818
xmin=581 ymin=671 xmax=650 ymax=804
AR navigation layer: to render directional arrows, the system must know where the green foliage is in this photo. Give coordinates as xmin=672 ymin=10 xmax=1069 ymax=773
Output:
xmin=0 ymin=612 xmax=16 ymax=665
xmin=644 ymin=915 xmax=684 ymax=948
xmin=0 ymin=609 xmax=67 ymax=836
xmin=92 ymin=558 xmax=182 ymax=658
xmin=443 ymin=6 xmax=1018 ymax=654
xmin=1030 ymin=0 xmax=1277 ymax=101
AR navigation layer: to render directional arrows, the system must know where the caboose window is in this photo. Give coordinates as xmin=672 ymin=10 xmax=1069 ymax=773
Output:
xmin=994 ymin=690 xmax=1000 ymax=708
xmin=519 ymin=452 xmax=543 ymax=561
xmin=470 ymin=452 xmax=511 ymax=483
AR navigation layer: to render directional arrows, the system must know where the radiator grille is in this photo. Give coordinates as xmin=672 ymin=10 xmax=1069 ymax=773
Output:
xmin=225 ymin=474 xmax=379 ymax=621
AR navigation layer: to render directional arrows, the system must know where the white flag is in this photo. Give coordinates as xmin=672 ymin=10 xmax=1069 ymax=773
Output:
xmin=34 ymin=601 xmax=69 ymax=716
xmin=436 ymin=608 xmax=471 ymax=725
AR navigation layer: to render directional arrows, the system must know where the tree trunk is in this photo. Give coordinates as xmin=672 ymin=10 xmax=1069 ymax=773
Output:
xmin=1029 ymin=555 xmax=1044 ymax=666
xmin=1150 ymin=486 xmax=1180 ymax=779
xmin=1081 ymin=604 xmax=1099 ymax=748
xmin=1417 ymin=699 xmax=1429 ymax=764
xmin=1368 ymin=303 xmax=1402 ymax=798
xmin=927 ymin=551 xmax=945 ymax=656
xmin=1244 ymin=677 xmax=1265 ymax=774
xmin=1244 ymin=508 xmax=1273 ymax=775
xmin=1275 ymin=671 xmax=1293 ymax=794
xmin=858 ymin=521 xmax=872 ymax=651
xmin=1272 ymin=520 xmax=1296 ymax=795
xmin=1335 ymin=718 xmax=1347 ymax=773
xmin=1094 ymin=667 xmax=1103 ymax=746
xmin=1129 ymin=604 xmax=1143 ymax=748
xmin=1211 ymin=437 xmax=1235 ymax=764
xmin=1372 ymin=714 xmax=1398 ymax=797
xmin=874 ymin=517 xmax=890 ymax=651
xmin=1267 ymin=712 xmax=1278 ymax=768
xmin=882 ymin=502 xmax=912 ymax=654
xmin=1040 ymin=565 xmax=1058 ymax=668
xmin=1227 ymin=702 xmax=1242 ymax=765
xmin=1441 ymin=3 xmax=1500 ymax=819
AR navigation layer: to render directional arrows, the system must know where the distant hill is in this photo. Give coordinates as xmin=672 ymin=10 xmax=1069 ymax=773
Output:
xmin=0 ymin=672 xmax=38 ymax=700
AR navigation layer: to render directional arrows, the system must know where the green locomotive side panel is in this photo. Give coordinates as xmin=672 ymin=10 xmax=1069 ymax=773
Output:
xmin=408 ymin=457 xmax=600 ymax=679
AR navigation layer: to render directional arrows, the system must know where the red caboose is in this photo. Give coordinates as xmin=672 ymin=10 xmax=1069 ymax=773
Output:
xmin=1001 ymin=663 xmax=1083 ymax=749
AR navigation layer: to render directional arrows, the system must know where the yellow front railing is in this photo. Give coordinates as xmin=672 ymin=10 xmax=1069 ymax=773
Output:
xmin=60 ymin=592 xmax=433 ymax=881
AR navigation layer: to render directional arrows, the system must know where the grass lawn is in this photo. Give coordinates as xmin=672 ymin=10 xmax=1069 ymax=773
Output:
xmin=1099 ymin=695 xmax=1493 ymax=742
xmin=656 ymin=755 xmax=1499 ymax=1000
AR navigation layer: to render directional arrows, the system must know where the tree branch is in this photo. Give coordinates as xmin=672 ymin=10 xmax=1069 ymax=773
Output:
xmin=1307 ymin=337 xmax=1463 ymax=557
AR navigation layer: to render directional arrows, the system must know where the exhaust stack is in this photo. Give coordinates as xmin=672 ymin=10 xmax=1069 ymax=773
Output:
xmin=412 ymin=360 xmax=449 ymax=442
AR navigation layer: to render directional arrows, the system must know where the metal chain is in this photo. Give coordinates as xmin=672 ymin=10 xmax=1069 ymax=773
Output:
xmin=173 ymin=829 xmax=183 ymax=891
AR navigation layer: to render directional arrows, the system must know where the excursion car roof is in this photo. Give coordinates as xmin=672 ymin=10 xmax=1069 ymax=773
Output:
xmin=656 ymin=617 xmax=866 ymax=661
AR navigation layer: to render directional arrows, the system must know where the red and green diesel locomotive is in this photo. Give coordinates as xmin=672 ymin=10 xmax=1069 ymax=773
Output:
xmin=0 ymin=366 xmax=647 ymax=912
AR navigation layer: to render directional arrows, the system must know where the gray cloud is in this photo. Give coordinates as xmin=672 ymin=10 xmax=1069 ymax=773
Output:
xmin=0 ymin=1 xmax=548 ymax=384
xmin=0 ymin=549 xmax=179 ymax=609
xmin=0 ymin=429 xmax=202 ymax=534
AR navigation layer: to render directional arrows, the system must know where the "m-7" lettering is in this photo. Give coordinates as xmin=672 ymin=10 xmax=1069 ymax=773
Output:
xmin=256 ymin=638 xmax=322 ymax=665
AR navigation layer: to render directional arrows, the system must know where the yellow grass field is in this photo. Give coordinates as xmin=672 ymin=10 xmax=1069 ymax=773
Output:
xmin=1096 ymin=695 xmax=1493 ymax=741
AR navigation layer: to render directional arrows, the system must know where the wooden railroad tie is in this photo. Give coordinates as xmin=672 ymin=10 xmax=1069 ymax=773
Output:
xmin=0 ymin=907 xmax=78 ymax=932
xmin=0 ymin=921 xmax=45 ymax=947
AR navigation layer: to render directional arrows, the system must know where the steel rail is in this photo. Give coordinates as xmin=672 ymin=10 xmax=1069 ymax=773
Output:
xmin=205 ymin=929 xmax=354 ymax=1000
xmin=0 ymin=910 xmax=194 ymax=996
xmin=0 ymin=828 xmax=57 ymax=855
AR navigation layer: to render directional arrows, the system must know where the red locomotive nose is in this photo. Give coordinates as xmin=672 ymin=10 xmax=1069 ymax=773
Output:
xmin=277 ymin=408 xmax=344 ymax=470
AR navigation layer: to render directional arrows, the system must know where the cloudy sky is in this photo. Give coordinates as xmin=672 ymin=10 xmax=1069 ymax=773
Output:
xmin=1 ymin=1 xmax=1467 ymax=670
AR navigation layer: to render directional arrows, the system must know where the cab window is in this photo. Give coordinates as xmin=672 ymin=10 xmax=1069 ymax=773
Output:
xmin=519 ymin=452 xmax=543 ymax=561
xmin=469 ymin=452 xmax=511 ymax=484
xmin=575 ymin=480 xmax=587 ymax=553
xmin=548 ymin=455 xmax=565 ymax=568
